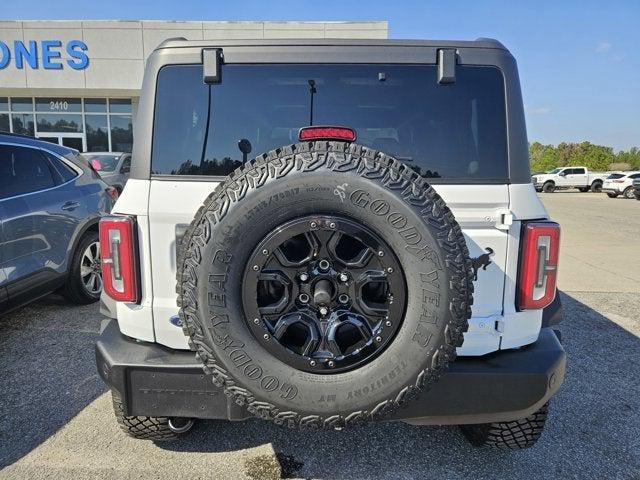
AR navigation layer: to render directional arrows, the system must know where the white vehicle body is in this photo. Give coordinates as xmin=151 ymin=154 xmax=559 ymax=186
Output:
xmin=112 ymin=180 xmax=548 ymax=357
xmin=602 ymin=171 xmax=640 ymax=198
xmin=532 ymin=166 xmax=608 ymax=191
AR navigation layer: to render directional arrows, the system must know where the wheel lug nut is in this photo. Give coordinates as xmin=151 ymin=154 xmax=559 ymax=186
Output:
xmin=338 ymin=294 xmax=349 ymax=304
xmin=385 ymin=320 xmax=392 ymax=327
xmin=254 ymin=318 xmax=260 ymax=324
xmin=310 ymin=221 xmax=317 ymax=228
xmin=262 ymin=249 xmax=269 ymax=255
xmin=329 ymin=222 xmax=336 ymax=229
xmin=377 ymin=251 xmax=384 ymax=257
xmin=310 ymin=360 xmax=317 ymax=367
xmin=319 ymin=306 xmax=328 ymax=316
xmin=299 ymin=293 xmax=309 ymax=303
xmin=328 ymin=361 xmax=335 ymax=368
xmin=318 ymin=259 xmax=330 ymax=271
xmin=375 ymin=336 xmax=382 ymax=342
xmin=339 ymin=273 xmax=348 ymax=282
xmin=252 ymin=265 xmax=259 ymax=271
xmin=299 ymin=272 xmax=309 ymax=282
xmin=263 ymin=334 xmax=270 ymax=340
xmin=387 ymin=267 xmax=394 ymax=273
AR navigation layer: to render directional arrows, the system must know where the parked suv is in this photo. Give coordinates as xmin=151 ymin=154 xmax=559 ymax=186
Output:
xmin=0 ymin=133 xmax=115 ymax=313
xmin=80 ymin=152 xmax=131 ymax=194
xmin=601 ymin=171 xmax=640 ymax=199
xmin=96 ymin=39 xmax=566 ymax=450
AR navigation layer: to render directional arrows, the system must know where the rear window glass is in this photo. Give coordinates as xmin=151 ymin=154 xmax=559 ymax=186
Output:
xmin=82 ymin=154 xmax=119 ymax=172
xmin=607 ymin=173 xmax=625 ymax=179
xmin=151 ymin=64 xmax=508 ymax=182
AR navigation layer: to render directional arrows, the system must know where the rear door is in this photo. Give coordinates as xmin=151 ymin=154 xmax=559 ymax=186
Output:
xmin=146 ymin=62 xmax=511 ymax=351
xmin=569 ymin=167 xmax=587 ymax=186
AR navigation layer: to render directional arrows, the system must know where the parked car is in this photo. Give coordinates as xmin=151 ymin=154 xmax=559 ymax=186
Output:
xmin=80 ymin=152 xmax=131 ymax=193
xmin=601 ymin=171 xmax=640 ymax=199
xmin=0 ymin=133 xmax=117 ymax=313
xmin=96 ymin=38 xmax=566 ymax=450
xmin=634 ymin=177 xmax=640 ymax=200
xmin=532 ymin=166 xmax=608 ymax=193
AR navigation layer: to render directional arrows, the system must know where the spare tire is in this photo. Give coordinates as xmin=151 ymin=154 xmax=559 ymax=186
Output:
xmin=177 ymin=141 xmax=474 ymax=428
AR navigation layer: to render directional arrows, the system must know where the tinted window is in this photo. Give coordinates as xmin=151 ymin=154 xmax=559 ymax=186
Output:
xmin=42 ymin=151 xmax=78 ymax=183
xmin=120 ymin=155 xmax=131 ymax=173
xmin=0 ymin=145 xmax=56 ymax=199
xmin=152 ymin=64 xmax=508 ymax=181
xmin=629 ymin=173 xmax=640 ymax=179
xmin=572 ymin=168 xmax=586 ymax=174
xmin=607 ymin=173 xmax=625 ymax=179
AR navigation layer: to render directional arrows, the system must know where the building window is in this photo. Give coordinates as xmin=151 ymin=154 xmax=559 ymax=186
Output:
xmin=0 ymin=97 xmax=9 ymax=133
xmin=0 ymin=96 xmax=133 ymax=153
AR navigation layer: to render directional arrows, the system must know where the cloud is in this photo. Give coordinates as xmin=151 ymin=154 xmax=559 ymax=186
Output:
xmin=595 ymin=42 xmax=612 ymax=53
xmin=526 ymin=106 xmax=552 ymax=115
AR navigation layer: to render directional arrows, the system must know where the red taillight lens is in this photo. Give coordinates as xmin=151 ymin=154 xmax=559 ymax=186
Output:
xmin=99 ymin=216 xmax=139 ymax=303
xmin=517 ymin=221 xmax=560 ymax=310
xmin=299 ymin=126 xmax=357 ymax=142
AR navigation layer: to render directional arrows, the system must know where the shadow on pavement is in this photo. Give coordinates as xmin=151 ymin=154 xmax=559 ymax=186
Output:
xmin=157 ymin=291 xmax=640 ymax=479
xmin=0 ymin=295 xmax=106 ymax=469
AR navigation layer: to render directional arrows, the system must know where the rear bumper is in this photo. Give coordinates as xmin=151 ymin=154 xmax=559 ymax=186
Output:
xmin=96 ymin=320 xmax=566 ymax=425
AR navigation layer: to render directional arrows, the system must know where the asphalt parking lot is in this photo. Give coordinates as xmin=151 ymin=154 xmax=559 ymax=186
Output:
xmin=1 ymin=192 xmax=639 ymax=480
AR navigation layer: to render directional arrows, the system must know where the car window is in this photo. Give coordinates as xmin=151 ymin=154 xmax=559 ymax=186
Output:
xmin=607 ymin=173 xmax=625 ymax=179
xmin=628 ymin=173 xmax=640 ymax=179
xmin=151 ymin=64 xmax=509 ymax=182
xmin=573 ymin=168 xmax=585 ymax=174
xmin=120 ymin=155 xmax=131 ymax=173
xmin=81 ymin=154 xmax=120 ymax=172
xmin=0 ymin=144 xmax=56 ymax=199
xmin=41 ymin=151 xmax=78 ymax=183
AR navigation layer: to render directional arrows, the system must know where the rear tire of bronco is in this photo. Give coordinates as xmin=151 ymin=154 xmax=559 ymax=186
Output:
xmin=177 ymin=141 xmax=474 ymax=428
xmin=111 ymin=392 xmax=188 ymax=441
xmin=542 ymin=182 xmax=555 ymax=193
xmin=460 ymin=403 xmax=549 ymax=450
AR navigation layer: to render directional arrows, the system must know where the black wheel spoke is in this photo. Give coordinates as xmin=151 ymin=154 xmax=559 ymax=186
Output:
xmin=243 ymin=215 xmax=406 ymax=374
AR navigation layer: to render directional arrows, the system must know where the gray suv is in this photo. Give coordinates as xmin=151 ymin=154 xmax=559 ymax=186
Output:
xmin=80 ymin=152 xmax=131 ymax=194
xmin=0 ymin=133 xmax=115 ymax=313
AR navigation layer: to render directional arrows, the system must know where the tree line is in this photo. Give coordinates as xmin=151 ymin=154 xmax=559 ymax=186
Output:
xmin=529 ymin=142 xmax=640 ymax=172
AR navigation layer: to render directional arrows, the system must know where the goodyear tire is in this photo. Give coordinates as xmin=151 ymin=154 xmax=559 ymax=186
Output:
xmin=177 ymin=141 xmax=474 ymax=428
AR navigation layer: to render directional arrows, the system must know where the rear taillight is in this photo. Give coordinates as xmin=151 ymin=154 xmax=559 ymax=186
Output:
xmin=99 ymin=216 xmax=139 ymax=303
xmin=613 ymin=179 xmax=625 ymax=183
xmin=299 ymin=126 xmax=357 ymax=142
xmin=517 ymin=221 xmax=560 ymax=310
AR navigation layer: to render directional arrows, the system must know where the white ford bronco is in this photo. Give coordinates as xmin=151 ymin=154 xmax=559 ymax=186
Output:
xmin=96 ymin=38 xmax=566 ymax=449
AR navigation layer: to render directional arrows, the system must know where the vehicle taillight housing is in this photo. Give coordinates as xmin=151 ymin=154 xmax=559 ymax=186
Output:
xmin=99 ymin=216 xmax=139 ymax=302
xmin=517 ymin=221 xmax=560 ymax=310
xmin=299 ymin=126 xmax=357 ymax=142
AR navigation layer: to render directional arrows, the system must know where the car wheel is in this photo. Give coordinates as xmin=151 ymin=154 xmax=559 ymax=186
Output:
xmin=542 ymin=182 xmax=555 ymax=193
xmin=177 ymin=141 xmax=474 ymax=428
xmin=62 ymin=230 xmax=102 ymax=305
xmin=591 ymin=181 xmax=603 ymax=193
xmin=607 ymin=192 xmax=618 ymax=198
xmin=623 ymin=187 xmax=635 ymax=199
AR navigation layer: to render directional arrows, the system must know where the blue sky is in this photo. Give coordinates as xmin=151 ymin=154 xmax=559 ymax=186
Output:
xmin=4 ymin=0 xmax=638 ymax=150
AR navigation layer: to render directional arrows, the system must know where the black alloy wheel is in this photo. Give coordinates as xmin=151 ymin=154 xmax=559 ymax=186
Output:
xmin=243 ymin=215 xmax=407 ymax=374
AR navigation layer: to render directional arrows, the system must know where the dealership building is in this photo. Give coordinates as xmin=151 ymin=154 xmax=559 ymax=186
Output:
xmin=0 ymin=20 xmax=387 ymax=152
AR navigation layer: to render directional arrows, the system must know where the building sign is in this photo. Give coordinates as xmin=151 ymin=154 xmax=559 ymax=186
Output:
xmin=0 ymin=40 xmax=89 ymax=70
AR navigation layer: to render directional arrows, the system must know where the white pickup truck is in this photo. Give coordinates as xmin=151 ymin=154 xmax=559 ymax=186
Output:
xmin=532 ymin=167 xmax=608 ymax=193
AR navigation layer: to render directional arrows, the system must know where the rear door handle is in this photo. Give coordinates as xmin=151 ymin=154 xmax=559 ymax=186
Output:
xmin=61 ymin=201 xmax=80 ymax=211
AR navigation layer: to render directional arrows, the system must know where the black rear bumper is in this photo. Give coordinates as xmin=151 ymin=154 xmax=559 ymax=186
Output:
xmin=96 ymin=320 xmax=566 ymax=425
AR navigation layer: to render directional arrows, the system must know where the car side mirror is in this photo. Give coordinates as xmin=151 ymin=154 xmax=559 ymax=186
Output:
xmin=558 ymin=171 xmax=566 ymax=176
